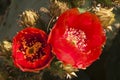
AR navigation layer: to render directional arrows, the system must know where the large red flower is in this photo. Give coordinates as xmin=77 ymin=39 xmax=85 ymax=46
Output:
xmin=12 ymin=27 xmax=53 ymax=72
xmin=48 ymin=8 xmax=106 ymax=69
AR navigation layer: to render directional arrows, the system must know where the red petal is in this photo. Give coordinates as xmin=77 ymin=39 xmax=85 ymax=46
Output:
xmin=48 ymin=8 xmax=106 ymax=69
xmin=12 ymin=27 xmax=53 ymax=72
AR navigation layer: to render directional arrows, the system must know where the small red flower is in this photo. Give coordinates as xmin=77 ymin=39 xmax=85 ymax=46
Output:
xmin=12 ymin=27 xmax=53 ymax=72
xmin=48 ymin=8 xmax=106 ymax=69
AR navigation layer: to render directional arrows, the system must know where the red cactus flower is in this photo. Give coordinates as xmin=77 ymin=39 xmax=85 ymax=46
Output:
xmin=12 ymin=27 xmax=53 ymax=72
xmin=48 ymin=8 xmax=106 ymax=69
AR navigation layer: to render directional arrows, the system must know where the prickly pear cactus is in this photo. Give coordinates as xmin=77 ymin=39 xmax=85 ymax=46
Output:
xmin=0 ymin=0 xmax=120 ymax=80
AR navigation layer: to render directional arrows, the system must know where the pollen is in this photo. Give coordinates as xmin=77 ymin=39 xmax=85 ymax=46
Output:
xmin=63 ymin=27 xmax=87 ymax=51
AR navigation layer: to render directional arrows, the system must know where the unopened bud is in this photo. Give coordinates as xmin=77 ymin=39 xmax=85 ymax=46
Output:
xmin=19 ymin=10 xmax=39 ymax=27
xmin=95 ymin=8 xmax=115 ymax=29
xmin=61 ymin=64 xmax=78 ymax=79
xmin=50 ymin=0 xmax=69 ymax=17
xmin=3 ymin=40 xmax=12 ymax=51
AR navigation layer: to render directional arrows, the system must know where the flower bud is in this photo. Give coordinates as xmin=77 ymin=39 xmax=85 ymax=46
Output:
xmin=50 ymin=0 xmax=69 ymax=17
xmin=95 ymin=8 xmax=115 ymax=29
xmin=19 ymin=10 xmax=39 ymax=27
xmin=61 ymin=64 xmax=78 ymax=79
xmin=3 ymin=40 xmax=12 ymax=51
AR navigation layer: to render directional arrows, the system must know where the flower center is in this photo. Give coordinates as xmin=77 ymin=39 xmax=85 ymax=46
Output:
xmin=25 ymin=42 xmax=41 ymax=58
xmin=20 ymin=39 xmax=45 ymax=62
xmin=63 ymin=27 xmax=87 ymax=51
